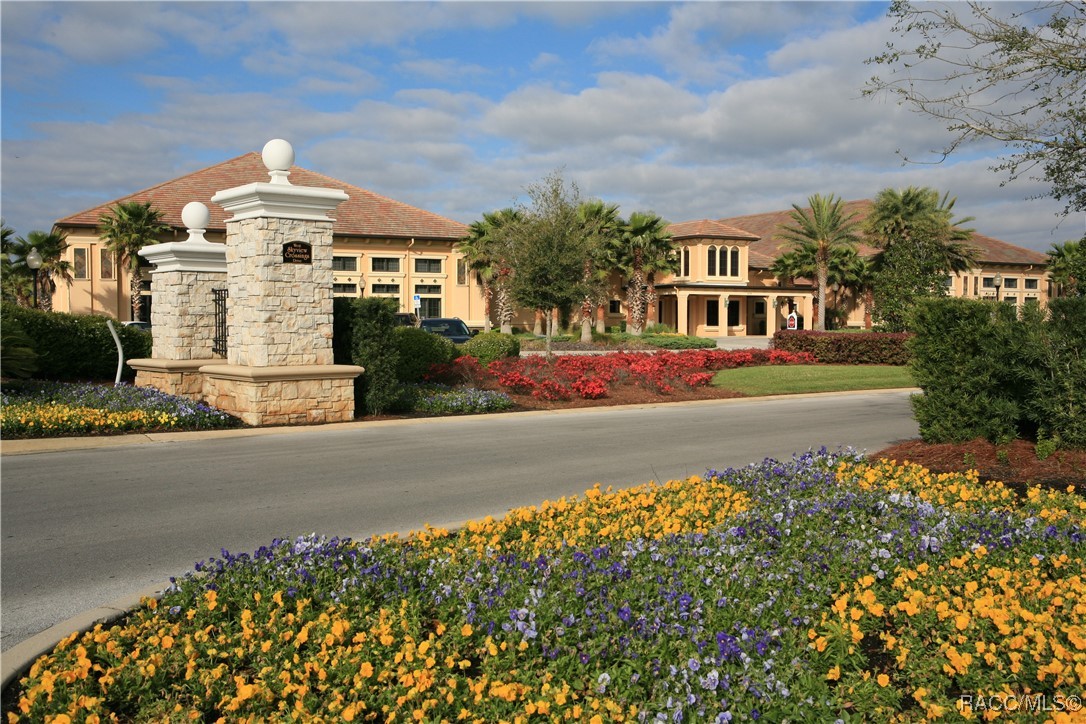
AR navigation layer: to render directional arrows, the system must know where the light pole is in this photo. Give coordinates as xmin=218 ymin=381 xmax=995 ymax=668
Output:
xmin=993 ymin=272 xmax=1003 ymax=302
xmin=26 ymin=247 xmax=43 ymax=309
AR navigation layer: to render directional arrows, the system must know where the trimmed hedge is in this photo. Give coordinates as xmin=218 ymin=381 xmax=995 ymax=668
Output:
xmin=1 ymin=303 xmax=152 ymax=381
xmin=332 ymin=297 xmax=403 ymax=416
xmin=908 ymin=297 xmax=1086 ymax=449
xmin=771 ymin=330 xmax=912 ymax=365
xmin=459 ymin=331 xmax=520 ymax=366
xmin=393 ymin=327 xmax=456 ymax=383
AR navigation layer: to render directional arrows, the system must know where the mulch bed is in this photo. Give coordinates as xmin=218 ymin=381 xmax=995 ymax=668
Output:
xmin=872 ymin=438 xmax=1086 ymax=492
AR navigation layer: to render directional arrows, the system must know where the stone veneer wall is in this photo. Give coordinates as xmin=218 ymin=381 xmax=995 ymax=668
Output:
xmin=150 ymin=269 xmax=227 ymax=360
xmin=201 ymin=373 xmax=355 ymax=427
xmin=225 ymin=217 xmax=335 ymax=367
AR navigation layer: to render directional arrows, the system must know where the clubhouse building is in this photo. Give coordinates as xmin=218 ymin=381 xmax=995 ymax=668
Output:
xmin=48 ymin=153 xmax=1052 ymax=338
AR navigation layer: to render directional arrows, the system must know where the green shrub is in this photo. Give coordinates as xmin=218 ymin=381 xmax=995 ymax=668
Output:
xmin=332 ymin=297 xmax=402 ymax=416
xmin=460 ymin=331 xmax=521 ymax=366
xmin=393 ymin=327 xmax=456 ymax=383
xmin=1 ymin=303 xmax=151 ymax=381
xmin=1024 ymin=296 xmax=1086 ymax=449
xmin=641 ymin=334 xmax=717 ymax=350
xmin=1 ymin=317 xmax=38 ymax=379
xmin=907 ymin=298 xmax=1032 ymax=444
xmin=772 ymin=330 xmax=912 ymax=365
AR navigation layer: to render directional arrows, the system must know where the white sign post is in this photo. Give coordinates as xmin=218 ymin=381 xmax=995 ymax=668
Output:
xmin=413 ymin=294 xmax=421 ymax=312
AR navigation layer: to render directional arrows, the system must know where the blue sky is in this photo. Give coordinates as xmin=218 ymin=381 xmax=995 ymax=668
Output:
xmin=2 ymin=1 xmax=1082 ymax=252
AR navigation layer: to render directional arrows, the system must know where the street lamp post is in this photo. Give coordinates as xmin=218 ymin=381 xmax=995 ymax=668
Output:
xmin=993 ymin=272 xmax=1003 ymax=302
xmin=26 ymin=247 xmax=43 ymax=310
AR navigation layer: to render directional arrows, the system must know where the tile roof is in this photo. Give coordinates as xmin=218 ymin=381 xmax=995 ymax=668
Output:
xmin=54 ymin=153 xmax=469 ymax=241
xmin=716 ymin=199 xmax=1049 ymax=268
xmin=666 ymin=219 xmax=760 ymax=242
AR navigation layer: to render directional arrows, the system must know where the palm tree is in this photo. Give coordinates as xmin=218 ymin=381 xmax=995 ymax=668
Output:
xmin=9 ymin=230 xmax=72 ymax=311
xmin=576 ymin=200 xmax=622 ymax=342
xmin=610 ymin=211 xmax=673 ymax=335
xmin=865 ymin=187 xmax=976 ymax=331
xmin=458 ymin=209 xmax=520 ymax=334
xmin=777 ymin=194 xmax=861 ymax=331
xmin=99 ymin=200 xmax=170 ymax=321
xmin=1047 ymin=238 xmax=1085 ymax=297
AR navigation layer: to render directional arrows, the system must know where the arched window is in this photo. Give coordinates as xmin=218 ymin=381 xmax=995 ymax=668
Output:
xmin=682 ymin=247 xmax=690 ymax=277
xmin=707 ymin=246 xmax=717 ymax=276
xmin=718 ymin=247 xmax=728 ymax=277
xmin=730 ymin=247 xmax=740 ymax=277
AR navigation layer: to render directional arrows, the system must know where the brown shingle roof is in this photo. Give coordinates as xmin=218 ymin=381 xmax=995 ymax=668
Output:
xmin=54 ymin=153 xmax=468 ymax=241
xmin=716 ymin=199 xmax=1048 ymax=268
xmin=666 ymin=219 xmax=760 ymax=242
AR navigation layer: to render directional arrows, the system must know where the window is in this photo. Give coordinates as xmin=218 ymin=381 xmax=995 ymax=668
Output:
xmin=1025 ymin=278 xmax=1039 ymax=290
xmin=609 ymin=299 xmax=621 ymax=314
xmin=414 ymin=284 xmax=441 ymax=295
xmin=456 ymin=258 xmax=467 ymax=285
xmin=682 ymin=247 xmax=690 ymax=277
xmin=729 ymin=247 xmax=740 ymax=277
xmin=332 ymin=256 xmax=358 ymax=272
xmin=415 ymin=258 xmax=442 ymax=274
xmin=333 ymin=283 xmax=357 ymax=295
xmin=372 ymin=284 xmax=400 ymax=295
xmin=718 ymin=247 xmax=728 ymax=276
xmin=973 ymin=277 xmax=979 ymax=295
xmin=982 ymin=277 xmax=995 ymax=288
xmin=371 ymin=257 xmax=400 ymax=272
xmin=707 ymin=246 xmax=717 ymax=276
xmin=419 ymin=298 xmax=441 ymax=318
xmin=944 ymin=276 xmax=954 ymax=288
xmin=1003 ymin=277 xmax=1018 ymax=289
xmin=706 ymin=299 xmax=719 ymax=327
xmin=73 ymin=248 xmax=88 ymax=280
xmin=100 ymin=249 xmax=114 ymax=280
xmin=754 ymin=300 xmax=766 ymax=315
xmin=727 ymin=299 xmax=740 ymax=327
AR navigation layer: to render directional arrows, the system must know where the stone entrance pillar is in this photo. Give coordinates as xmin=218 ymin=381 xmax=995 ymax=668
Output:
xmin=198 ymin=139 xmax=363 ymax=426
xmin=129 ymin=202 xmax=228 ymax=397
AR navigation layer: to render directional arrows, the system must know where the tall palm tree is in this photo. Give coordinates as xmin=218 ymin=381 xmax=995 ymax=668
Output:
xmin=777 ymin=194 xmax=861 ymax=331
xmin=458 ymin=208 xmax=521 ymax=334
xmin=9 ymin=230 xmax=72 ymax=311
xmin=1047 ymin=238 xmax=1085 ymax=297
xmin=865 ymin=187 xmax=976 ymax=331
xmin=610 ymin=211 xmax=672 ymax=335
xmin=99 ymin=200 xmax=169 ymax=321
xmin=576 ymin=200 xmax=622 ymax=342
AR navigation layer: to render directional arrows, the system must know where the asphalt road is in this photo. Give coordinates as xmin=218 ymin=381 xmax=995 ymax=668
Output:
xmin=1 ymin=391 xmax=917 ymax=652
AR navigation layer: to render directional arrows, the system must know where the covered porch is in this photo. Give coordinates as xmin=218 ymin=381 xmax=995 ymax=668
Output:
xmin=656 ymin=285 xmax=814 ymax=338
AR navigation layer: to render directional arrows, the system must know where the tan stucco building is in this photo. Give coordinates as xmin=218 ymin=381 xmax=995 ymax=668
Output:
xmin=48 ymin=156 xmax=1051 ymax=338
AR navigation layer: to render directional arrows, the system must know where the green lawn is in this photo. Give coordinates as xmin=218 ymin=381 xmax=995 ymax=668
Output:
xmin=713 ymin=364 xmax=915 ymax=396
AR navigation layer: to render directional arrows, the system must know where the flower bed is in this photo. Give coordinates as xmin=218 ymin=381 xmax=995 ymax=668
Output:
xmin=0 ymin=381 xmax=243 ymax=438
xmin=7 ymin=451 xmax=1083 ymax=721
xmin=487 ymin=349 xmax=816 ymax=400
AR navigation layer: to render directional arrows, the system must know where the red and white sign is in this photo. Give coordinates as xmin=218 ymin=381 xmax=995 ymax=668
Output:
xmin=786 ymin=312 xmax=798 ymax=330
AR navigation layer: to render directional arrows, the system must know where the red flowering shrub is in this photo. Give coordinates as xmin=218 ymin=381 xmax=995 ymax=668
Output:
xmin=426 ymin=355 xmax=488 ymax=386
xmin=571 ymin=378 xmax=609 ymax=399
xmin=533 ymin=379 xmax=572 ymax=401
xmin=486 ymin=348 xmax=818 ymax=400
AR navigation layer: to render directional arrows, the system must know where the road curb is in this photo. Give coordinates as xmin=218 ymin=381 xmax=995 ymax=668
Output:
xmin=1 ymin=583 xmax=166 ymax=693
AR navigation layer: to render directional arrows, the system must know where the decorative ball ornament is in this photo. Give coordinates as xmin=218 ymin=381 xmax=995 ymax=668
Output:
xmin=262 ymin=139 xmax=295 ymax=172
xmin=181 ymin=201 xmax=211 ymax=231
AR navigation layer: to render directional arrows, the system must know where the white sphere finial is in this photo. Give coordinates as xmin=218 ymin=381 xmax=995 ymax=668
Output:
xmin=262 ymin=139 xmax=294 ymax=172
xmin=182 ymin=201 xmax=210 ymax=230
xmin=181 ymin=201 xmax=210 ymax=243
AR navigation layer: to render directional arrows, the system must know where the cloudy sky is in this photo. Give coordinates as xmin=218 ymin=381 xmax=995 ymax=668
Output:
xmin=2 ymin=1 xmax=1082 ymax=252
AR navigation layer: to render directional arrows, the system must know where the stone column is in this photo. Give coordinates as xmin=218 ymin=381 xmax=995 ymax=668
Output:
xmin=199 ymin=139 xmax=363 ymax=426
xmin=128 ymin=202 xmax=227 ymax=397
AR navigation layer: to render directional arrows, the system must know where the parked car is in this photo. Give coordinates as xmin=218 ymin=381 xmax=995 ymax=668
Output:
xmin=122 ymin=321 xmax=152 ymax=332
xmin=394 ymin=312 xmax=419 ymax=327
xmin=419 ymin=317 xmax=474 ymax=344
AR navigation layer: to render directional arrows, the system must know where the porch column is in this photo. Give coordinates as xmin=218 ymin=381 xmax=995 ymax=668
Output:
xmin=719 ymin=294 xmax=730 ymax=336
xmin=677 ymin=290 xmax=690 ymax=336
xmin=768 ymin=295 xmax=780 ymax=336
